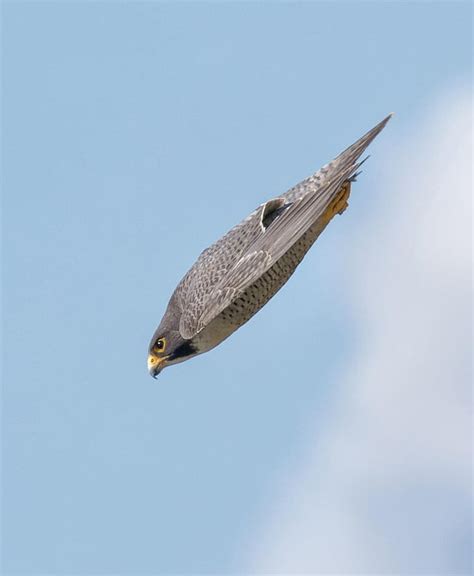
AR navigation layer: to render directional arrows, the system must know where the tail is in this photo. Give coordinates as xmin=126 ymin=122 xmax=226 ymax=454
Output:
xmin=284 ymin=113 xmax=393 ymax=203
xmin=331 ymin=113 xmax=393 ymax=179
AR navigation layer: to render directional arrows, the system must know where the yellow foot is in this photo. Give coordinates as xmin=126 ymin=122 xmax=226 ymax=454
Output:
xmin=328 ymin=180 xmax=352 ymax=219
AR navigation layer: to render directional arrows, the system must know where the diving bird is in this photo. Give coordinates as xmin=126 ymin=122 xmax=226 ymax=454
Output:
xmin=148 ymin=115 xmax=392 ymax=377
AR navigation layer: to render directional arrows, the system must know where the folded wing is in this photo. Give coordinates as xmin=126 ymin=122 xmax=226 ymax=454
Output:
xmin=181 ymin=114 xmax=392 ymax=338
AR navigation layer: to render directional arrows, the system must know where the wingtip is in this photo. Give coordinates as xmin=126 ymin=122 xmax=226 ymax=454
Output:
xmin=335 ymin=113 xmax=393 ymax=165
xmin=381 ymin=112 xmax=395 ymax=124
xmin=375 ymin=112 xmax=394 ymax=129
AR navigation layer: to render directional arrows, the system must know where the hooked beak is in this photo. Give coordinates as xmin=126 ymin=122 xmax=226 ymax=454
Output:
xmin=147 ymin=354 xmax=169 ymax=379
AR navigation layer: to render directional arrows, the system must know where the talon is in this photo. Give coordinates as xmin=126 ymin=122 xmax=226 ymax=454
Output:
xmin=330 ymin=181 xmax=352 ymax=217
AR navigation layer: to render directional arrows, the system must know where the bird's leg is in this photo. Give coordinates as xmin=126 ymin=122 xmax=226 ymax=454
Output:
xmin=328 ymin=180 xmax=352 ymax=219
xmin=309 ymin=180 xmax=353 ymax=241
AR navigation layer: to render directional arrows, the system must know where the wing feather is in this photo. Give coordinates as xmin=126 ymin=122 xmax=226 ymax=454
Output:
xmin=181 ymin=115 xmax=392 ymax=338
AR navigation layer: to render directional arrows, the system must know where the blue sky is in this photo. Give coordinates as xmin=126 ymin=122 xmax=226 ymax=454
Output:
xmin=2 ymin=2 xmax=472 ymax=574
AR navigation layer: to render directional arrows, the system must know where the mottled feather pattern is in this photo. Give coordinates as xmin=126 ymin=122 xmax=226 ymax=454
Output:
xmin=174 ymin=115 xmax=392 ymax=342
xmin=197 ymin=250 xmax=272 ymax=332
xmin=177 ymin=204 xmax=269 ymax=338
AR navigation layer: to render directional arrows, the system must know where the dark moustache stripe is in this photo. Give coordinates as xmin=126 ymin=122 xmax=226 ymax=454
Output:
xmin=169 ymin=341 xmax=197 ymax=361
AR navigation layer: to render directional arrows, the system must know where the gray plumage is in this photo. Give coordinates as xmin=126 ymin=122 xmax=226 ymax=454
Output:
xmin=147 ymin=115 xmax=392 ymax=377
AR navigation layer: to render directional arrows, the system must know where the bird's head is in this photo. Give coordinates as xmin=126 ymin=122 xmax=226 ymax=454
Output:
xmin=147 ymin=313 xmax=198 ymax=378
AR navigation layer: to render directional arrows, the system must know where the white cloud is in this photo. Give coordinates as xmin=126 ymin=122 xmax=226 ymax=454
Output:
xmin=245 ymin=86 xmax=472 ymax=574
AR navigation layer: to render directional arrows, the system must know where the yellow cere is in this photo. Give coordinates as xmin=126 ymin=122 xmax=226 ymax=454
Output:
xmin=147 ymin=354 xmax=158 ymax=372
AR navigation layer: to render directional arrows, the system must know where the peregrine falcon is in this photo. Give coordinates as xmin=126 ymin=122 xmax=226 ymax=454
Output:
xmin=148 ymin=115 xmax=392 ymax=377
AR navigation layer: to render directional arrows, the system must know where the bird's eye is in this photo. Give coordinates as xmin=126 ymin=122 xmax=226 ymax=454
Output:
xmin=155 ymin=338 xmax=166 ymax=352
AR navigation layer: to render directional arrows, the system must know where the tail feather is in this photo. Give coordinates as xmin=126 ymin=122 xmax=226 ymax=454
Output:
xmin=284 ymin=114 xmax=393 ymax=203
